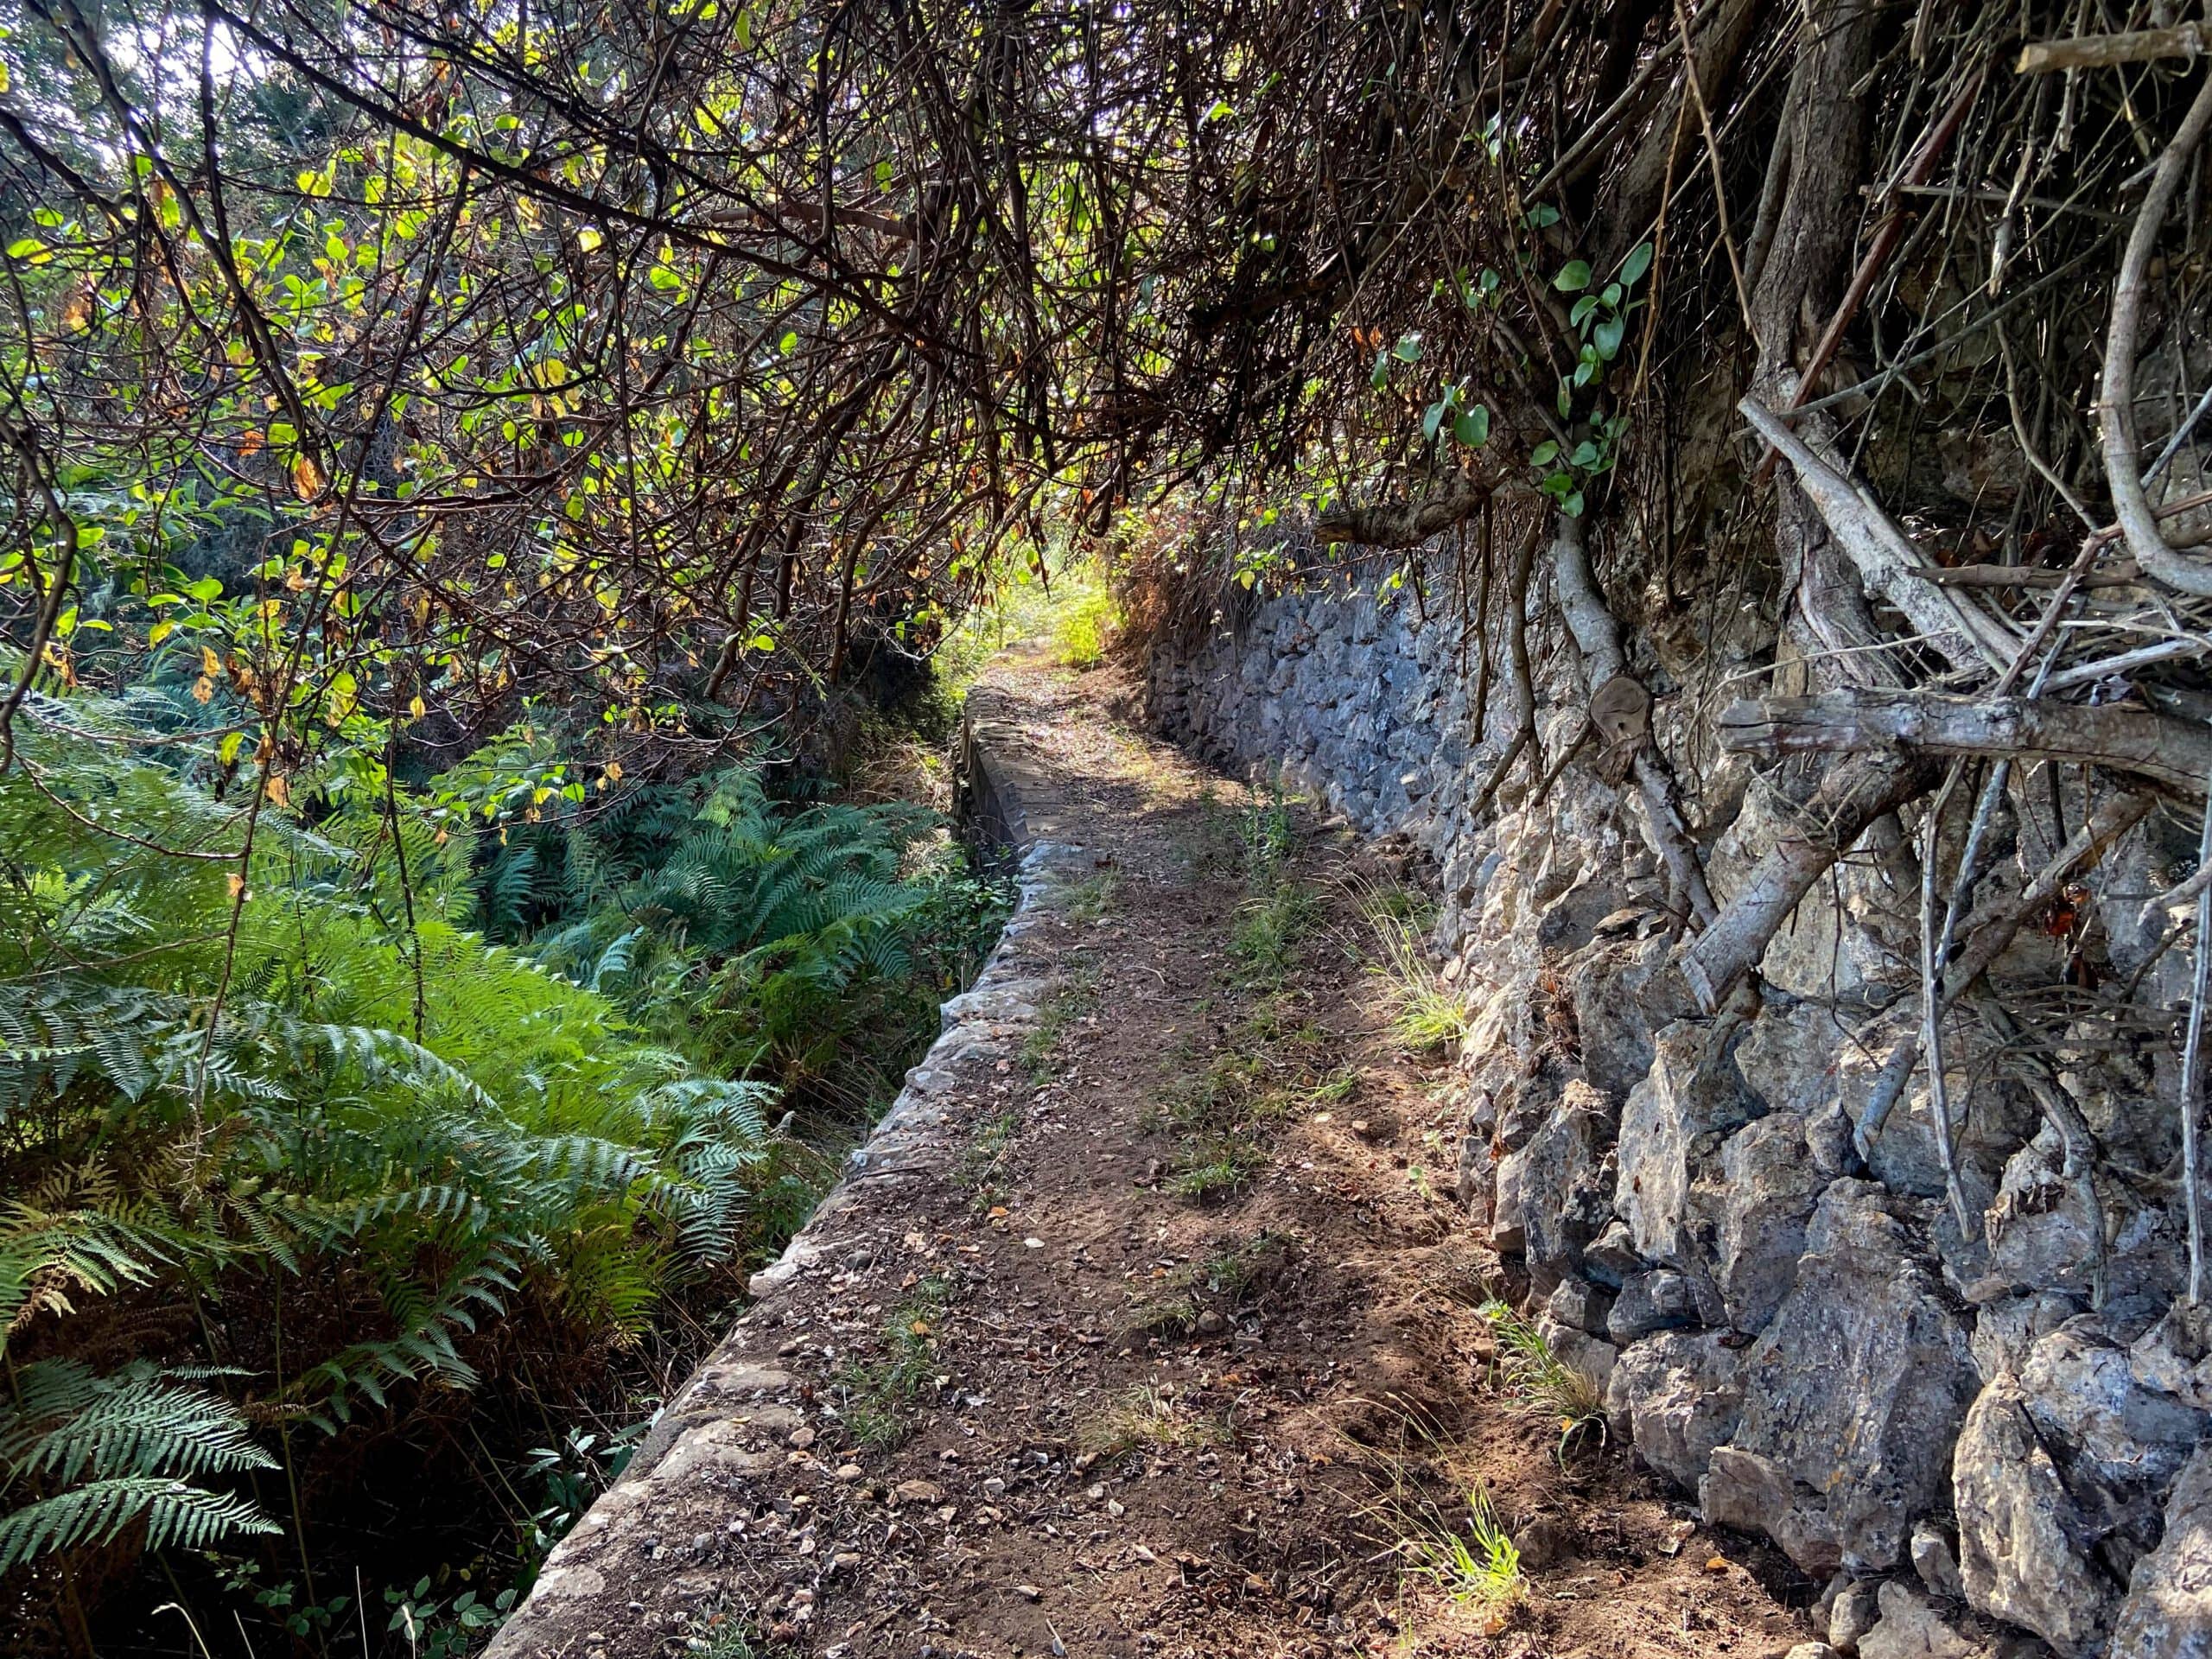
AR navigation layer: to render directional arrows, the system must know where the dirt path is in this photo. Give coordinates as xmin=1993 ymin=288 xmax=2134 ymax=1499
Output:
xmin=498 ymin=651 xmax=1811 ymax=1659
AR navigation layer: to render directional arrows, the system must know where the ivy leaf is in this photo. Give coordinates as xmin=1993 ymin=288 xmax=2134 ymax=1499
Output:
xmin=1570 ymin=441 xmax=1600 ymax=467
xmin=1553 ymin=259 xmax=1591 ymax=293
xmin=1529 ymin=440 xmax=1560 ymax=468
xmin=1453 ymin=405 xmax=1491 ymax=448
xmin=1570 ymin=295 xmax=1599 ymax=328
xmin=1392 ymin=333 xmax=1423 ymax=363
xmin=1593 ymin=315 xmax=1626 ymax=361
xmin=1563 ymin=489 xmax=1586 ymax=518
xmin=1422 ymin=401 xmax=1448 ymax=443
xmin=1620 ymin=241 xmax=1654 ymax=285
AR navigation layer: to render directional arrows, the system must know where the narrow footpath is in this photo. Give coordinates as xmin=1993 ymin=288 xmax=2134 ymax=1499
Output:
xmin=490 ymin=651 xmax=1805 ymax=1659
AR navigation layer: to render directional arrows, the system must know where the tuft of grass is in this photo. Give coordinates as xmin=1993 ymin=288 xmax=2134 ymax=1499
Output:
xmin=1479 ymin=1299 xmax=1606 ymax=1459
xmin=683 ymin=1604 xmax=775 ymax=1657
xmin=961 ymin=1105 xmax=1022 ymax=1209
xmin=1077 ymin=1384 xmax=1231 ymax=1458
xmin=1020 ymin=971 xmax=1097 ymax=1084
xmin=1123 ymin=1230 xmax=1289 ymax=1335
xmin=1065 ymin=872 xmax=1118 ymax=924
xmin=833 ymin=1277 xmax=952 ymax=1449
xmin=1361 ymin=882 xmax=1473 ymax=1052
xmin=1408 ymin=1485 xmax=1526 ymax=1612
xmin=1230 ymin=884 xmax=1318 ymax=985
xmin=1166 ymin=1132 xmax=1265 ymax=1200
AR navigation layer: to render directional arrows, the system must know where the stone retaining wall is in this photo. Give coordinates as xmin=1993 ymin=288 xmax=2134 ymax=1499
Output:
xmin=1147 ymin=558 xmax=2212 ymax=1659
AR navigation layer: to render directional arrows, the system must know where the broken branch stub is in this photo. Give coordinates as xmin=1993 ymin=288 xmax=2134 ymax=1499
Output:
xmin=1719 ymin=688 xmax=2212 ymax=798
xmin=1676 ymin=751 xmax=1938 ymax=1014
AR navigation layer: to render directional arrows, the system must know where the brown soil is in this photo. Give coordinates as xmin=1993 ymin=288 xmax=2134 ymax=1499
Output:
xmin=707 ymin=651 xmax=1812 ymax=1659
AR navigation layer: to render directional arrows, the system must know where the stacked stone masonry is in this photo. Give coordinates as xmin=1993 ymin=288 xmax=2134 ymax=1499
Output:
xmin=1147 ymin=562 xmax=2212 ymax=1659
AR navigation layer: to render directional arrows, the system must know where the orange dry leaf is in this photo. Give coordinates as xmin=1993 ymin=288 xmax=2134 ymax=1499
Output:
xmin=291 ymin=454 xmax=324 ymax=499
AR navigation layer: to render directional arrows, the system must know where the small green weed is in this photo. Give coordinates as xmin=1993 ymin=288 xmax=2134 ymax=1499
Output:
xmin=1020 ymin=972 xmax=1097 ymax=1083
xmin=961 ymin=1106 xmax=1021 ymax=1209
xmin=1123 ymin=1230 xmax=1289 ymax=1336
xmin=1479 ymin=1299 xmax=1605 ymax=1459
xmin=1408 ymin=1485 xmax=1525 ymax=1611
xmin=1166 ymin=1133 xmax=1265 ymax=1200
xmin=1230 ymin=884 xmax=1318 ymax=985
xmin=1065 ymin=872 xmax=1118 ymax=924
xmin=683 ymin=1600 xmax=776 ymax=1656
xmin=834 ymin=1277 xmax=952 ymax=1449
xmin=1361 ymin=881 xmax=1473 ymax=1052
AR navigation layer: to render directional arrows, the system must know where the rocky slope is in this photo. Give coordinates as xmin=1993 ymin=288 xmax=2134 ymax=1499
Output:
xmin=1147 ymin=550 xmax=2212 ymax=1659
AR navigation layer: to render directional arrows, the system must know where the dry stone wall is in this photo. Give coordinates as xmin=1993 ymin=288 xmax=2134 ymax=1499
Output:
xmin=1146 ymin=559 xmax=2212 ymax=1659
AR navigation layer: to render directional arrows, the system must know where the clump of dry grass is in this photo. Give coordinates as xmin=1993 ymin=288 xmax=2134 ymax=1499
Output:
xmin=1076 ymin=1384 xmax=1230 ymax=1458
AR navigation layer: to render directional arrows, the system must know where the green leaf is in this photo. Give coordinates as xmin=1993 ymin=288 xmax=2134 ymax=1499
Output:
xmin=1529 ymin=440 xmax=1559 ymax=468
xmin=1553 ymin=260 xmax=1591 ymax=293
xmin=1453 ymin=405 xmax=1491 ymax=448
xmin=1570 ymin=442 xmax=1600 ymax=467
xmin=1593 ymin=315 xmax=1626 ymax=361
xmin=1570 ymin=296 xmax=1599 ymax=328
xmin=1392 ymin=333 xmax=1423 ymax=363
xmin=1620 ymin=241 xmax=1654 ymax=285
xmin=1563 ymin=489 xmax=1586 ymax=518
xmin=1422 ymin=401 xmax=1447 ymax=443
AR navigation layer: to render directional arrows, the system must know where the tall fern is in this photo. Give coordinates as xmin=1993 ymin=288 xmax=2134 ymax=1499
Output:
xmin=0 ymin=689 xmax=785 ymax=1585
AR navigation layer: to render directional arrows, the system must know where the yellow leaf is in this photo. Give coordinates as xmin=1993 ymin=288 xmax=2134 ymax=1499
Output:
xmin=200 ymin=645 xmax=222 ymax=677
xmin=190 ymin=674 xmax=215 ymax=703
xmin=226 ymin=873 xmax=245 ymax=899
xmin=408 ymin=695 xmax=426 ymax=718
xmin=264 ymin=773 xmax=289 ymax=807
xmin=1704 ymin=1555 xmax=1729 ymax=1573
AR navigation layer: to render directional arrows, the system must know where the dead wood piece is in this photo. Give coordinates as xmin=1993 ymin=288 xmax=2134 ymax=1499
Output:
xmin=1719 ymin=687 xmax=2212 ymax=797
xmin=1549 ymin=515 xmax=1719 ymax=925
xmin=2018 ymin=24 xmax=2212 ymax=75
xmin=1855 ymin=790 xmax=2155 ymax=1158
xmin=1677 ymin=751 xmax=1937 ymax=1014
xmin=1315 ymin=480 xmax=1507 ymax=549
xmin=1905 ymin=562 xmax=2142 ymax=590
xmin=2099 ymin=70 xmax=2212 ymax=599
xmin=1740 ymin=397 xmax=2022 ymax=671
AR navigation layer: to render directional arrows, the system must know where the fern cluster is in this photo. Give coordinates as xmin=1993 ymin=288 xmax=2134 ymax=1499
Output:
xmin=0 ymin=693 xmax=789 ymax=1608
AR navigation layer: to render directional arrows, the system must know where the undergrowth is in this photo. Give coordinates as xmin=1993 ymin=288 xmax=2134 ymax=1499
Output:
xmin=1480 ymin=1300 xmax=1607 ymax=1460
xmin=0 ymin=685 xmax=1005 ymax=1654
xmin=832 ymin=1276 xmax=953 ymax=1449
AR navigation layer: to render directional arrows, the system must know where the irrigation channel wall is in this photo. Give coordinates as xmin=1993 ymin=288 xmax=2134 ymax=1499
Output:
xmin=483 ymin=691 xmax=1088 ymax=1659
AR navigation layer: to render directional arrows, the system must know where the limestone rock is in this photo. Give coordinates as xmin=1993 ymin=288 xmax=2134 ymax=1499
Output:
xmin=1584 ymin=1218 xmax=1642 ymax=1287
xmin=2110 ymin=1443 xmax=2212 ymax=1658
xmin=1830 ymin=1579 xmax=1884 ymax=1655
xmin=1605 ymin=1329 xmax=1745 ymax=1491
xmin=1858 ymin=1582 xmax=1992 ymax=1659
xmin=1616 ymin=1021 xmax=1760 ymax=1267
xmin=1911 ymin=1522 xmax=1966 ymax=1602
xmin=1710 ymin=1111 xmax=1825 ymax=1332
xmin=1953 ymin=1373 xmax=2117 ymax=1657
xmin=2021 ymin=1325 xmax=2206 ymax=1550
xmin=1606 ymin=1268 xmax=1696 ymax=1344
xmin=1702 ymin=1181 xmax=1980 ymax=1574
xmin=1545 ymin=1274 xmax=1615 ymax=1337
xmin=1492 ymin=1080 xmax=1616 ymax=1293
